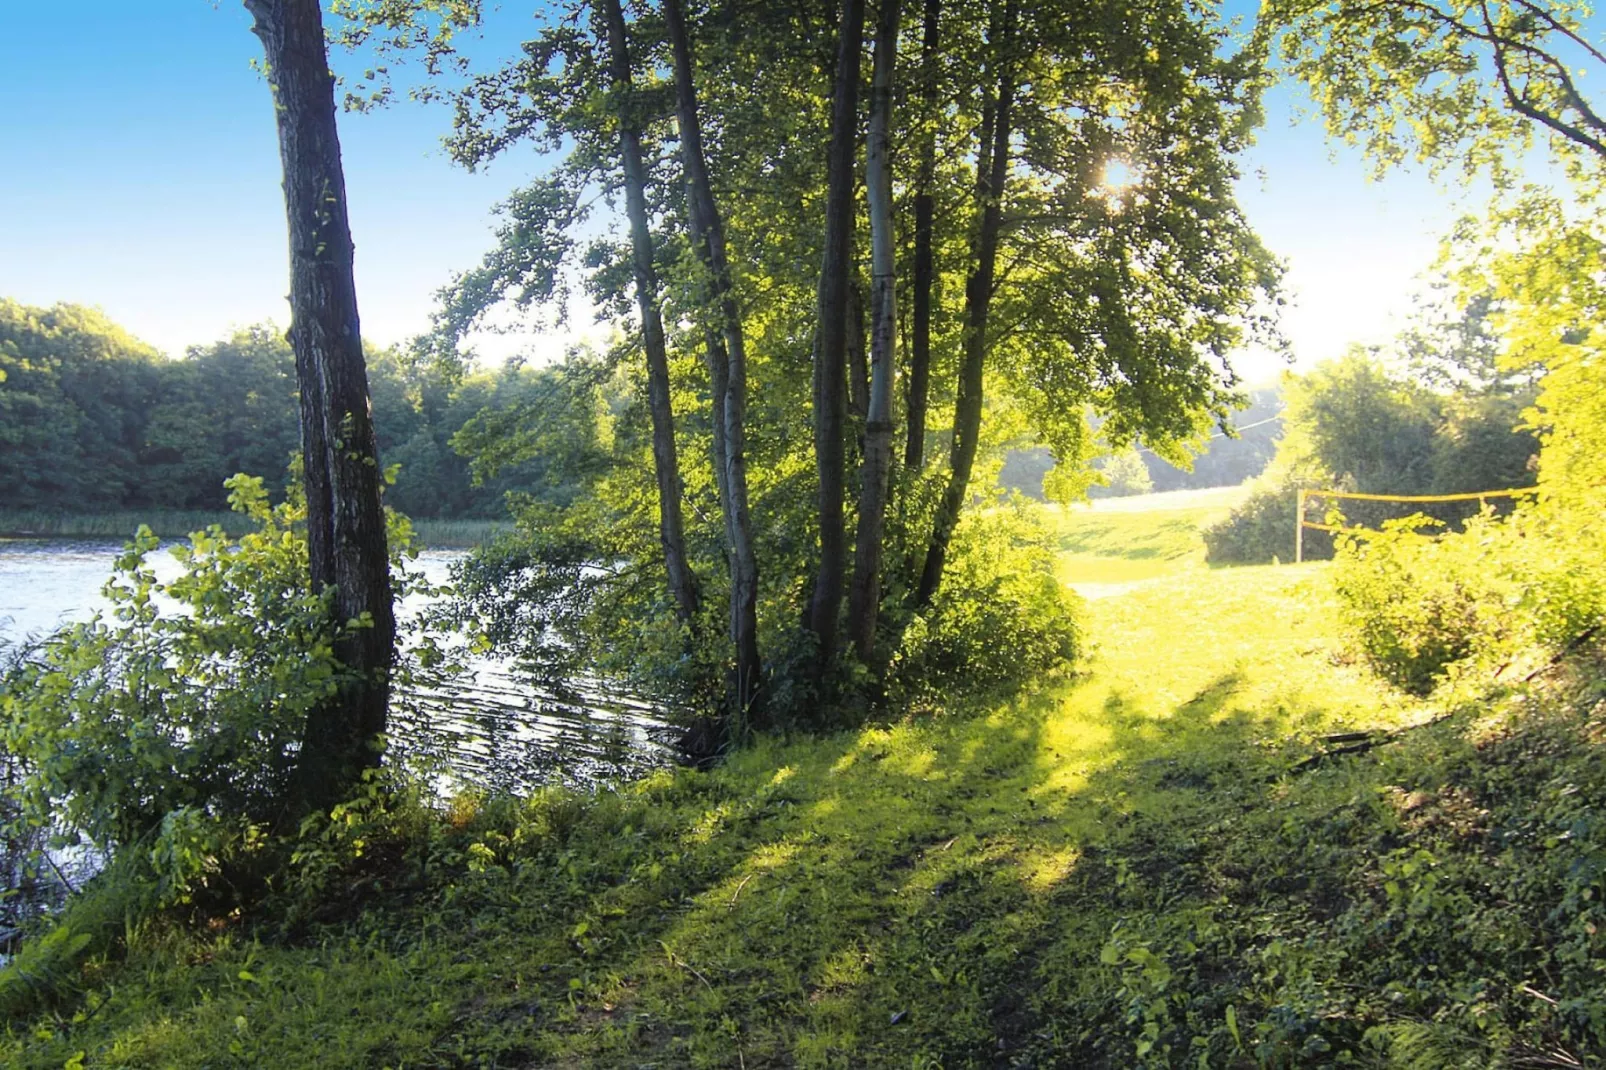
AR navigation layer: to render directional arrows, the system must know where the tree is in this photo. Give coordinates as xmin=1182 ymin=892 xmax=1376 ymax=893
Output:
xmin=903 ymin=0 xmax=941 ymax=472
xmin=245 ymin=0 xmax=396 ymax=810
xmin=1459 ymin=190 xmax=1606 ymax=512
xmin=1262 ymin=0 xmax=1606 ymax=180
xmin=1283 ymin=350 xmax=1443 ymax=494
xmin=331 ymin=0 xmax=1280 ymax=722
xmin=600 ymin=0 xmax=701 ymax=627
xmin=847 ymin=0 xmax=901 ymax=661
xmin=663 ymin=0 xmax=765 ymax=720
xmin=805 ymin=0 xmax=867 ymax=666
xmin=915 ymin=0 xmax=1018 ymax=608
xmin=1092 ymin=450 xmax=1154 ymax=497
xmin=0 ymin=301 xmax=161 ymax=509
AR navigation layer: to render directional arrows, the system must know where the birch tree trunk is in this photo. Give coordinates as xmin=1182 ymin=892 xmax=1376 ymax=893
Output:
xmin=916 ymin=3 xmax=1016 ymax=608
xmin=848 ymin=276 xmax=870 ymax=435
xmin=848 ymin=0 xmax=901 ymax=662
xmin=664 ymin=0 xmax=764 ymax=720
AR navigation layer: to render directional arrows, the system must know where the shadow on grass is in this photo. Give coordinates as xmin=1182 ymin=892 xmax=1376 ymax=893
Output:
xmin=23 ymin=661 xmax=1601 ymax=1069
xmin=486 ymin=669 xmax=1357 ymax=1067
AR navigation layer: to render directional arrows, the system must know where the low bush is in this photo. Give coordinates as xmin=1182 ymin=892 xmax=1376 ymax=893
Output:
xmin=1331 ymin=515 xmax=1514 ymax=694
xmin=1202 ymin=476 xmax=1316 ymax=564
xmin=1333 ymin=503 xmax=1606 ymax=694
xmin=0 ymin=475 xmax=451 ymax=1012
xmin=887 ymin=500 xmax=1083 ymax=703
xmin=0 ymin=477 xmax=340 ymax=856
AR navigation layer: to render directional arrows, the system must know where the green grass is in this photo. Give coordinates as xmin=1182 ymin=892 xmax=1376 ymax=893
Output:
xmin=1046 ymin=485 xmax=1249 ymax=587
xmin=408 ymin=518 xmax=510 ymax=549
xmin=0 ymin=511 xmax=506 ymax=549
xmin=8 ymin=499 xmax=1606 ymax=1067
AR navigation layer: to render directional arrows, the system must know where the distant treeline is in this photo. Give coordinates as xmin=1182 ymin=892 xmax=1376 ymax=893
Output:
xmin=0 ymin=299 xmax=571 ymax=519
xmin=1145 ymin=386 xmax=1282 ymax=492
xmin=1000 ymin=385 xmax=1283 ymax=499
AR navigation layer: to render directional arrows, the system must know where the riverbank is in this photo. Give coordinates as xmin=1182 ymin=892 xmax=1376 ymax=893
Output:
xmin=0 ymin=510 xmax=509 ymax=549
xmin=8 ymin=502 xmax=1606 ymax=1067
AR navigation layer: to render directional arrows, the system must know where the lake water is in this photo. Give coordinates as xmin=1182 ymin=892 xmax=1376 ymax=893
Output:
xmin=0 ymin=538 xmax=680 ymax=796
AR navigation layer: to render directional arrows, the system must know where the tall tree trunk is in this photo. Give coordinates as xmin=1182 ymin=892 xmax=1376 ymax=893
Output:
xmin=704 ymin=330 xmax=735 ymax=550
xmin=848 ymin=0 xmax=901 ymax=663
xmin=847 ymin=276 xmax=869 ymax=433
xmin=664 ymin=0 xmax=763 ymax=720
xmin=904 ymin=0 xmax=940 ymax=471
xmin=806 ymin=0 xmax=867 ymax=669
xmin=295 ymin=344 xmax=334 ymax=593
xmin=599 ymin=0 xmax=700 ymax=626
xmin=246 ymin=0 xmax=395 ymax=809
xmin=915 ymin=7 xmax=1016 ymax=609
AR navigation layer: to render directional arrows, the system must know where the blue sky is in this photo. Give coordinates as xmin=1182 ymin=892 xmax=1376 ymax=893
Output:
xmin=0 ymin=2 xmax=1484 ymax=383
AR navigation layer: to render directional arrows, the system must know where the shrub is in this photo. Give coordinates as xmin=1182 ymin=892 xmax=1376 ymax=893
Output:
xmin=887 ymin=500 xmax=1083 ymax=703
xmin=1330 ymin=516 xmax=1511 ymax=693
xmin=1332 ymin=504 xmax=1606 ymax=694
xmin=0 ymin=475 xmax=455 ymax=1012
xmin=0 ymin=477 xmax=341 ymax=855
xmin=1203 ymin=477 xmax=1325 ymax=564
xmin=0 ymin=475 xmax=448 ymax=886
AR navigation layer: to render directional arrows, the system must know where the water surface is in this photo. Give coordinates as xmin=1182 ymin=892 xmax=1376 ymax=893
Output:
xmin=0 ymin=537 xmax=678 ymax=795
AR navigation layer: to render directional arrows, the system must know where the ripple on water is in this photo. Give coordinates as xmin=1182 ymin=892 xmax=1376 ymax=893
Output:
xmin=0 ymin=539 xmax=680 ymax=796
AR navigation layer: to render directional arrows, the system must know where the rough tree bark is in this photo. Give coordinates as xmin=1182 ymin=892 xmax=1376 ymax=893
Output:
xmin=848 ymin=0 xmax=901 ymax=663
xmin=916 ymin=3 xmax=1016 ymax=608
xmin=806 ymin=0 xmax=868 ymax=669
xmin=599 ymin=0 xmax=700 ymax=627
xmin=663 ymin=0 xmax=764 ymax=719
xmin=904 ymin=0 xmax=940 ymax=472
xmin=246 ymin=0 xmax=396 ymax=809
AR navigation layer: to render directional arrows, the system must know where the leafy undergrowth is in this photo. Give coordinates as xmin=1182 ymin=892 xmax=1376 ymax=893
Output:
xmin=10 ymin=565 xmax=1606 ymax=1067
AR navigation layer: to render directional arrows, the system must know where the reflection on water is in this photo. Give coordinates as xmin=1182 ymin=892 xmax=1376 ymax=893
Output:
xmin=394 ymin=671 xmax=679 ymax=795
xmin=0 ymin=538 xmax=188 ymax=639
xmin=0 ymin=537 xmax=678 ymax=797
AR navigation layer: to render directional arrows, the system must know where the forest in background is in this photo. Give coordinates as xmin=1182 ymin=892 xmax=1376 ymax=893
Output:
xmin=0 ymin=298 xmax=583 ymax=520
xmin=0 ymin=296 xmax=1281 ymax=527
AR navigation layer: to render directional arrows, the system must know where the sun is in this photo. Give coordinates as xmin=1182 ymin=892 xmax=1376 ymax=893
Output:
xmin=1099 ymin=157 xmax=1137 ymax=197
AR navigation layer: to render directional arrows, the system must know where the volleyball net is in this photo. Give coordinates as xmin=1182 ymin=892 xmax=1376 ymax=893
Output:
xmin=1294 ymin=486 xmax=1539 ymax=562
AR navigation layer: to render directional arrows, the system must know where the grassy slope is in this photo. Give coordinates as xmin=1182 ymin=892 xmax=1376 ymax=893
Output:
xmin=1048 ymin=485 xmax=1248 ymax=589
xmin=10 ymin=492 xmax=1606 ymax=1067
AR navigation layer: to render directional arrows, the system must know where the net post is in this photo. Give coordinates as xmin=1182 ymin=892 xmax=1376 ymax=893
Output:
xmin=1295 ymin=489 xmax=1305 ymax=564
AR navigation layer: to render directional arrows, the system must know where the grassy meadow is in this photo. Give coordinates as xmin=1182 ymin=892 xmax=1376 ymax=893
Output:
xmin=1047 ymin=484 xmax=1252 ymax=589
xmin=10 ymin=489 xmax=1605 ymax=1067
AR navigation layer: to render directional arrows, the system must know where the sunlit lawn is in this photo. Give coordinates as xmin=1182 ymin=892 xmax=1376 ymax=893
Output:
xmin=1045 ymin=485 xmax=1251 ymax=588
